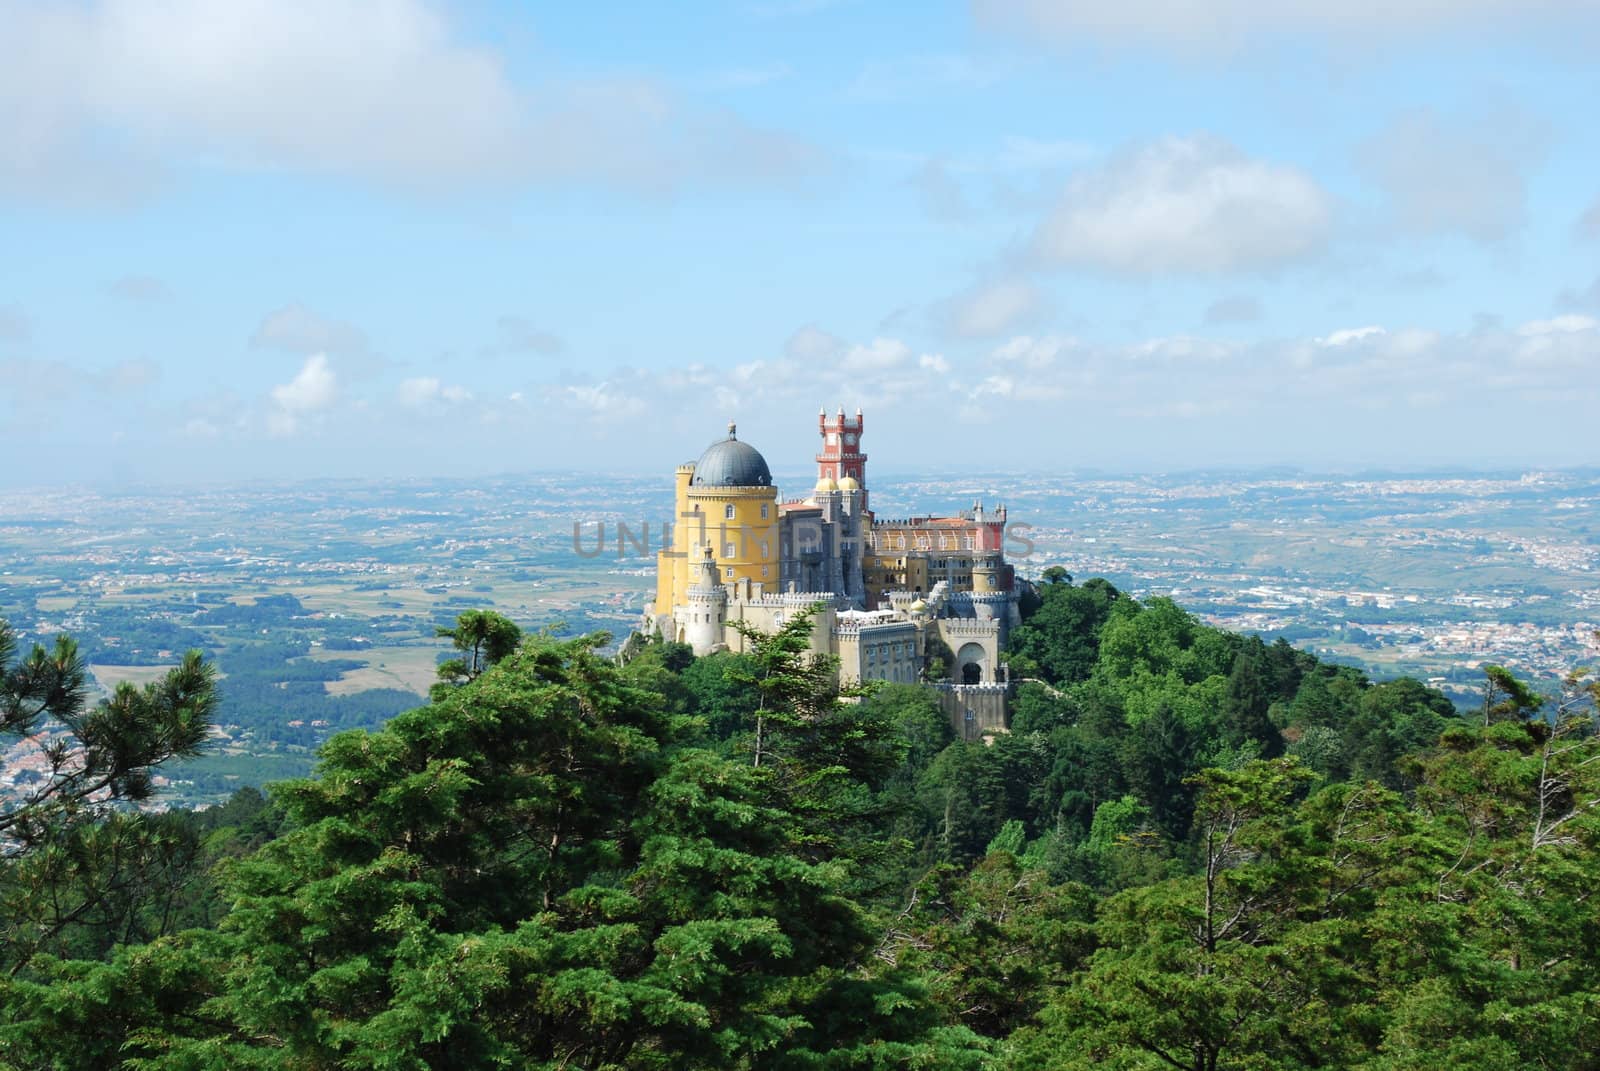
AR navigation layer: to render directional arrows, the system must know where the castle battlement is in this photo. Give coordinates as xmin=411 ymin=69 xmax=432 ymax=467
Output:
xmin=872 ymin=516 xmax=980 ymax=528
xmin=940 ymin=618 xmax=1001 ymax=637
xmin=740 ymin=591 xmax=841 ymax=609
xmin=948 ymin=591 xmax=1009 ymax=607
xmin=831 ymin=619 xmax=915 ymax=638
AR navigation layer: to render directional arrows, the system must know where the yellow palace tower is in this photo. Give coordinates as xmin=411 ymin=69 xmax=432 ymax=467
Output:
xmin=653 ymin=422 xmax=781 ymax=646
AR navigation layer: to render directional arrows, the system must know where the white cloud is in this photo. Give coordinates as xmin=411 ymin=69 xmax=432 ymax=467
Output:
xmin=1321 ymin=326 xmax=1387 ymax=347
xmin=1128 ymin=335 xmax=1233 ymax=362
xmin=990 ymin=335 xmax=1076 ymax=370
xmin=785 ymin=324 xmax=846 ymax=363
xmin=969 ymin=314 xmax=1599 ymax=417
xmin=1519 ymin=314 xmax=1598 ymax=336
xmin=1356 ymin=109 xmax=1533 ymax=243
xmin=1512 ymin=316 xmax=1599 ymax=369
xmin=974 ymin=0 xmax=1599 ymax=50
xmin=679 ymin=329 xmax=956 ymax=415
xmin=396 ymin=377 xmax=435 ymax=407
xmin=252 ymin=305 xmax=368 ymax=356
xmin=1031 ymin=136 xmax=1332 ymax=274
xmin=556 ymin=382 xmax=647 ymax=421
xmin=945 ymin=278 xmax=1046 ymax=338
xmin=399 ymin=376 xmax=473 ymax=408
xmin=269 ymin=354 xmax=337 ymax=435
xmin=273 ymin=355 xmax=338 ymax=411
xmin=973 ymin=374 xmax=1018 ymax=399
xmin=845 ymin=338 xmax=913 ymax=372
xmin=0 ymin=0 xmax=823 ymax=200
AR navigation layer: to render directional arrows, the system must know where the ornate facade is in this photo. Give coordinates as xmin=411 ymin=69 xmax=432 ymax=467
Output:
xmin=646 ymin=410 xmax=1021 ymax=695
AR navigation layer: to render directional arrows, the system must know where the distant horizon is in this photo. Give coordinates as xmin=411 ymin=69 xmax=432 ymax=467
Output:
xmin=5 ymin=462 xmax=1599 ymax=502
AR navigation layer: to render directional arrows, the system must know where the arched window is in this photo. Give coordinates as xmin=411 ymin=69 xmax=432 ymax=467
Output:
xmin=725 ymin=504 xmax=736 ymax=520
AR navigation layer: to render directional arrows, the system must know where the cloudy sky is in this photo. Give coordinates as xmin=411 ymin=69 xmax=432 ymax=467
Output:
xmin=2 ymin=0 xmax=1597 ymax=487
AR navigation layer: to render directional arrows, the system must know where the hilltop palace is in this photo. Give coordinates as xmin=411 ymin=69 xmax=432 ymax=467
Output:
xmin=645 ymin=410 xmax=1021 ymax=731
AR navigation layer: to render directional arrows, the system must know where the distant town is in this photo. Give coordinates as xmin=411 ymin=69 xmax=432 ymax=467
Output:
xmin=2 ymin=467 xmax=1596 ymax=809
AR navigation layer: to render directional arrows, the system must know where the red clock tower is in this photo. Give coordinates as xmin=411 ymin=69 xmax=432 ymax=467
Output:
xmin=817 ymin=406 xmax=868 ymax=507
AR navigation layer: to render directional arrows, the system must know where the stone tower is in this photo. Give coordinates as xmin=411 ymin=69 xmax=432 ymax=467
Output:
xmin=681 ymin=545 xmax=728 ymax=654
xmin=816 ymin=406 xmax=867 ymax=510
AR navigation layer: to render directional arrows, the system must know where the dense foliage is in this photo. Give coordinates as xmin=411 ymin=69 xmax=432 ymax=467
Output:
xmin=3 ymin=584 xmax=1598 ymax=1070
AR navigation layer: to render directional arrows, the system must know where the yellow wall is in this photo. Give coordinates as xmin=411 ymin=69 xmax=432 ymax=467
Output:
xmin=658 ymin=467 xmax=779 ymax=614
xmin=863 ymin=552 xmax=934 ymax=606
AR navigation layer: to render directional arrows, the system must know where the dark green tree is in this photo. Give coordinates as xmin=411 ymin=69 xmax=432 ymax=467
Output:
xmin=1007 ymin=577 xmax=1120 ymax=686
xmin=1221 ymin=637 xmax=1282 ymax=757
xmin=431 ymin=608 xmax=522 ymax=698
xmin=1 ymin=621 xmax=216 ymax=975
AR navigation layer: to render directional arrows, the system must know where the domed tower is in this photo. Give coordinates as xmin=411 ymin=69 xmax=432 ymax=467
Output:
xmin=660 ymin=423 xmax=781 ymax=617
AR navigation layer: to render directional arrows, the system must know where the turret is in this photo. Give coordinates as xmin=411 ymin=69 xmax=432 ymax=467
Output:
xmin=683 ymin=545 xmax=729 ymax=655
xmin=815 ymin=406 xmax=868 ymax=510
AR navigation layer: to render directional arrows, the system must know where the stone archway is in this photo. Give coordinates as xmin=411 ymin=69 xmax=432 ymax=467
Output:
xmin=956 ymin=641 xmax=987 ymax=685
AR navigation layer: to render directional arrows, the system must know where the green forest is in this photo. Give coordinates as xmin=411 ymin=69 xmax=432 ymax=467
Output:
xmin=3 ymin=575 xmax=1599 ymax=1070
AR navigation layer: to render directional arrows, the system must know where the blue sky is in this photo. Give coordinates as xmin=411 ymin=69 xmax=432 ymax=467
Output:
xmin=1 ymin=0 xmax=1597 ymax=488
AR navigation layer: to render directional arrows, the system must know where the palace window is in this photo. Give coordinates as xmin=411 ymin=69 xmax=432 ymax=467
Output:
xmin=725 ymin=567 xmax=734 ymax=579
xmin=725 ymin=504 xmax=736 ymax=520
xmin=724 ymin=542 xmax=736 ymax=557
xmin=760 ymin=503 xmax=769 ymax=519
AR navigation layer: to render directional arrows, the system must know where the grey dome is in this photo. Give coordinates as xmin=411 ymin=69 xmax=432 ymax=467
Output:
xmin=692 ymin=426 xmax=773 ymax=487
